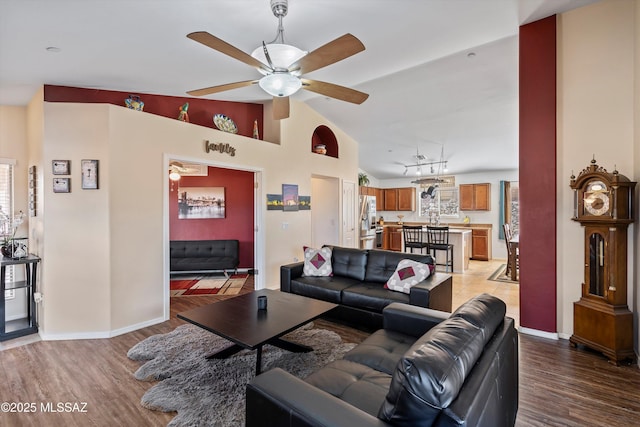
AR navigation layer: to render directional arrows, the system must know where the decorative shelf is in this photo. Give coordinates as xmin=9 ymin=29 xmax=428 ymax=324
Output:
xmin=311 ymin=125 xmax=338 ymax=158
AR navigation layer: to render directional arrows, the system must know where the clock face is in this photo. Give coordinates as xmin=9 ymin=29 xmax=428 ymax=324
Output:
xmin=584 ymin=180 xmax=609 ymax=216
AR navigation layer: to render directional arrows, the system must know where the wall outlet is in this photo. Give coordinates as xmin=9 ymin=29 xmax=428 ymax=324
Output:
xmin=282 ymin=222 xmax=289 ymax=230
xmin=34 ymin=292 xmax=43 ymax=303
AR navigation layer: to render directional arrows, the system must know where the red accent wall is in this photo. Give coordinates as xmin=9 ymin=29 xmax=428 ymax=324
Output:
xmin=519 ymin=16 xmax=557 ymax=333
xmin=44 ymin=85 xmax=263 ymax=139
xmin=169 ymin=166 xmax=255 ymax=269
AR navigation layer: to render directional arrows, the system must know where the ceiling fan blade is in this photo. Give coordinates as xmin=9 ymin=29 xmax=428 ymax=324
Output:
xmin=272 ymin=96 xmax=290 ymax=120
xmin=187 ymin=80 xmax=258 ymax=97
xmin=301 ymin=79 xmax=369 ymax=104
xmin=289 ymin=34 xmax=365 ymax=75
xmin=187 ymin=31 xmax=271 ymax=72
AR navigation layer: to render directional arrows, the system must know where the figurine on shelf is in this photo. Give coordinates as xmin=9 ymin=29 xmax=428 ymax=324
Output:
xmin=125 ymin=95 xmax=144 ymax=111
xmin=253 ymin=119 xmax=259 ymax=139
xmin=178 ymin=102 xmax=190 ymax=122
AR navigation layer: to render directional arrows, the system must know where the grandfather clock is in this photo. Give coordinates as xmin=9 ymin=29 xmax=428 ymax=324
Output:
xmin=569 ymin=158 xmax=636 ymax=365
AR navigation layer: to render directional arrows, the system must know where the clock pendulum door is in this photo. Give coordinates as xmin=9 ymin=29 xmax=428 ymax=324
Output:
xmin=569 ymin=159 xmax=636 ymax=365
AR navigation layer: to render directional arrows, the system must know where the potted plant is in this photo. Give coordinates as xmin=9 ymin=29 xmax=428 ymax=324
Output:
xmin=358 ymin=173 xmax=370 ymax=187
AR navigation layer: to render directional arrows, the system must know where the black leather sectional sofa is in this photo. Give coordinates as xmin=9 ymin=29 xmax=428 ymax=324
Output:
xmin=169 ymin=239 xmax=239 ymax=275
xmin=280 ymin=246 xmax=452 ymax=329
xmin=246 ymin=293 xmax=519 ymax=427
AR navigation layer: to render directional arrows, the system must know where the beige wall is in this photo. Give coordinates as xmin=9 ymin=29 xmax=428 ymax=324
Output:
xmin=557 ymin=0 xmax=639 ymax=346
xmin=17 ymin=98 xmax=358 ymax=338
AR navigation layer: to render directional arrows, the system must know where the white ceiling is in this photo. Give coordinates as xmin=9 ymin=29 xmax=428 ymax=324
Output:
xmin=0 ymin=0 xmax=600 ymax=179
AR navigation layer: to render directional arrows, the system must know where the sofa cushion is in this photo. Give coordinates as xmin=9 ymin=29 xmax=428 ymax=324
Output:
xmin=342 ymin=283 xmax=409 ymax=312
xmin=343 ymin=329 xmax=415 ymax=375
xmin=302 ymin=246 xmax=333 ymax=277
xmin=304 ymin=359 xmax=392 ymax=417
xmin=330 ymin=246 xmax=368 ymax=281
xmin=290 ymin=276 xmax=360 ymax=304
xmin=385 ymin=259 xmax=431 ymax=294
xmin=451 ymin=292 xmax=506 ymax=345
xmin=378 ymin=316 xmax=485 ymax=427
xmin=364 ymin=249 xmax=433 ymax=283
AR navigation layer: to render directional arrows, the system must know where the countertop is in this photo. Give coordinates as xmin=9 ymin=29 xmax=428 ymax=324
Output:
xmin=380 ymin=222 xmax=492 ymax=230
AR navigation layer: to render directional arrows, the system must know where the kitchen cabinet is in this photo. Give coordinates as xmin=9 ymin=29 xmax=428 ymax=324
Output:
xmin=383 ymin=189 xmax=398 ymax=211
xmin=375 ymin=188 xmax=385 ymax=209
xmin=359 ymin=186 xmax=376 ymax=196
xmin=382 ymin=187 xmax=415 ymax=211
xmin=382 ymin=227 xmax=402 ymax=251
xmin=471 ymin=228 xmax=491 ymax=260
xmin=459 ymin=183 xmax=491 ymax=211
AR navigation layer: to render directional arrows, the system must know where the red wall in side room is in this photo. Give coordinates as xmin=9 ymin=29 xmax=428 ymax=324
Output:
xmin=169 ymin=166 xmax=255 ymax=269
xmin=519 ymin=16 xmax=557 ymax=333
xmin=44 ymin=85 xmax=263 ymax=139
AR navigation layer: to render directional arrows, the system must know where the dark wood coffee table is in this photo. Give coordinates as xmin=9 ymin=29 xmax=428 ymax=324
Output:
xmin=177 ymin=289 xmax=337 ymax=374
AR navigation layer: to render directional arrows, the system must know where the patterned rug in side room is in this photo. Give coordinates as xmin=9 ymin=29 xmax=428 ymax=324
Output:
xmin=170 ymin=274 xmax=248 ymax=296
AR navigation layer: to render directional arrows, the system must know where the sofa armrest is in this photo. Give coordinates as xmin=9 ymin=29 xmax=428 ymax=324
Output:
xmin=280 ymin=262 xmax=304 ymax=293
xmin=382 ymin=302 xmax=450 ymax=338
xmin=408 ymin=272 xmax=452 ymax=312
xmin=246 ymin=368 xmax=390 ymax=427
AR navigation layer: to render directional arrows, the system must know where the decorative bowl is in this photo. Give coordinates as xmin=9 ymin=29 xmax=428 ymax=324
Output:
xmin=213 ymin=114 xmax=238 ymax=134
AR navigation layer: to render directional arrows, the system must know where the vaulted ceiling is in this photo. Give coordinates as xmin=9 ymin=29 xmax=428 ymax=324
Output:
xmin=0 ymin=0 xmax=600 ymax=178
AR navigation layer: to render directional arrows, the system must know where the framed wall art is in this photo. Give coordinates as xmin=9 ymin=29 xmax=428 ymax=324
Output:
xmin=177 ymin=186 xmax=226 ymax=219
xmin=52 ymin=160 xmax=70 ymax=175
xmin=267 ymin=194 xmax=283 ymax=210
xmin=53 ymin=177 xmax=70 ymax=193
xmin=282 ymin=184 xmax=299 ymax=212
xmin=81 ymin=159 xmax=99 ymax=189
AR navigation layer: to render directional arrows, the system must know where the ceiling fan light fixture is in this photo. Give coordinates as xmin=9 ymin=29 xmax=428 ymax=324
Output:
xmin=251 ymin=43 xmax=307 ymax=75
xmin=169 ymin=171 xmax=182 ymax=181
xmin=259 ymin=72 xmax=302 ymax=97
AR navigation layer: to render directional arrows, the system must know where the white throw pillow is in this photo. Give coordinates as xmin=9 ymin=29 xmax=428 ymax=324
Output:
xmin=303 ymin=247 xmax=333 ymax=277
xmin=385 ymin=259 xmax=431 ymax=294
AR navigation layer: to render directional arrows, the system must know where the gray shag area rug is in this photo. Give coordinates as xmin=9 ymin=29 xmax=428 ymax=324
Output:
xmin=127 ymin=323 xmax=355 ymax=427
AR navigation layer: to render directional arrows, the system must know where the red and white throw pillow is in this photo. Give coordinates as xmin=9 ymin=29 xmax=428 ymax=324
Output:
xmin=303 ymin=247 xmax=333 ymax=277
xmin=385 ymin=259 xmax=431 ymax=294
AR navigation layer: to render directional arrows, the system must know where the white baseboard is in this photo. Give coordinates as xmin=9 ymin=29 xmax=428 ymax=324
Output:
xmin=39 ymin=316 xmax=167 ymax=341
xmin=518 ymin=326 xmax=559 ymax=340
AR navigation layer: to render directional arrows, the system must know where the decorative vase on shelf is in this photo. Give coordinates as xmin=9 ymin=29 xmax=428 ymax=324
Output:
xmin=313 ymin=144 xmax=327 ymax=155
xmin=1 ymin=243 xmax=14 ymax=258
xmin=253 ymin=120 xmax=260 ymax=139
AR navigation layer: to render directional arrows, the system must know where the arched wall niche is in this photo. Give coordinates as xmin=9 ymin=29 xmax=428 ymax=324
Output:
xmin=311 ymin=125 xmax=338 ymax=158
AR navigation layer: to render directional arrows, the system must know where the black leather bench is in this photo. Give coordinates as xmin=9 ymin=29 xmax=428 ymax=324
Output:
xmin=170 ymin=239 xmax=239 ymax=275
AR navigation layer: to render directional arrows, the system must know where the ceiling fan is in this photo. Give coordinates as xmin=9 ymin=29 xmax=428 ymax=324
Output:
xmin=186 ymin=0 xmax=369 ymax=120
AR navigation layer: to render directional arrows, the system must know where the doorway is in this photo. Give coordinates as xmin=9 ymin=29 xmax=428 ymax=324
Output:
xmin=164 ymin=155 xmax=264 ymax=319
xmin=310 ymin=176 xmax=341 ymax=248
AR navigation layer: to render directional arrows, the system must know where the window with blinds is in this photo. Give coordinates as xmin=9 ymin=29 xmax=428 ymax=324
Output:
xmin=0 ymin=160 xmax=15 ymax=299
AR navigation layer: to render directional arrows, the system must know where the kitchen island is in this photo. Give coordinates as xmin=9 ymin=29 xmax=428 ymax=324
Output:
xmin=382 ymin=223 xmax=492 ymax=273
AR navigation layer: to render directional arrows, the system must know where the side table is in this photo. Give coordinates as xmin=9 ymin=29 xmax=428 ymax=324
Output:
xmin=1 ymin=254 xmax=40 ymax=341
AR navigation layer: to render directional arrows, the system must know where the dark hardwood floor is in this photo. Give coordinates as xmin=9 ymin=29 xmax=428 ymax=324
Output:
xmin=0 ymin=275 xmax=639 ymax=426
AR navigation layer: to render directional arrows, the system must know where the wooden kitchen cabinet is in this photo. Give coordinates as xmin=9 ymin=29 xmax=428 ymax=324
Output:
xmin=397 ymin=187 xmax=415 ymax=211
xmin=383 ymin=189 xmax=398 ymax=211
xmin=359 ymin=186 xmax=376 ymax=196
xmin=471 ymin=228 xmax=491 ymax=260
xmin=382 ymin=227 xmax=402 ymax=251
xmin=375 ymin=188 xmax=385 ymax=208
xmin=459 ymin=183 xmax=491 ymax=211
xmin=383 ymin=188 xmax=415 ymax=211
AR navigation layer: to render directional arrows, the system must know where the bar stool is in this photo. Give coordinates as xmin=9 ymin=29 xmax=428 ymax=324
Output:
xmin=426 ymin=226 xmax=454 ymax=272
xmin=402 ymin=225 xmax=429 ymax=254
